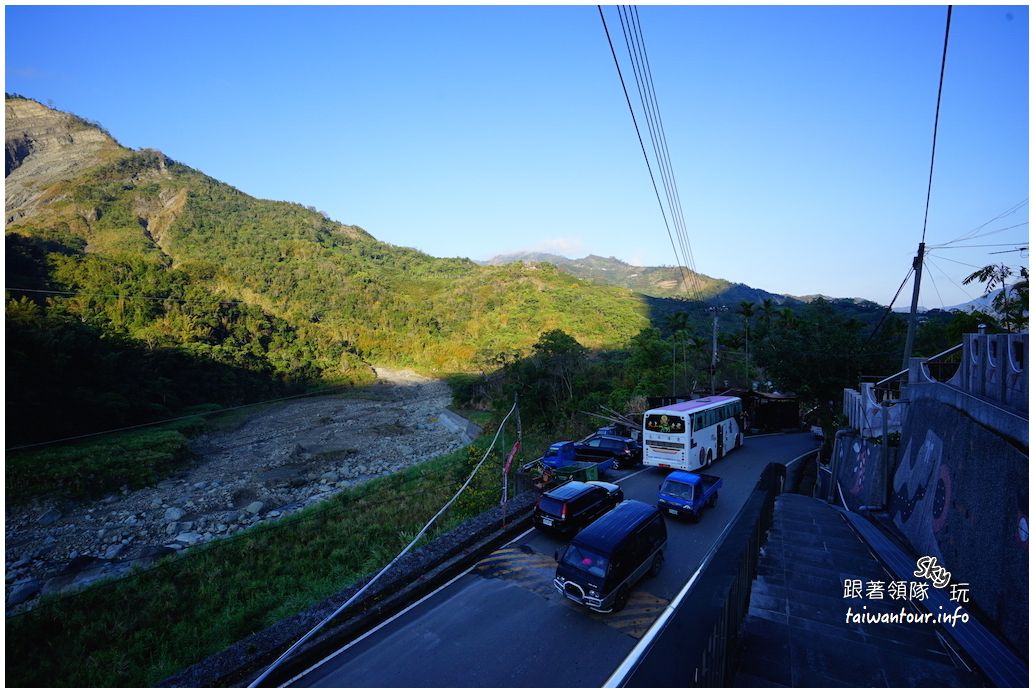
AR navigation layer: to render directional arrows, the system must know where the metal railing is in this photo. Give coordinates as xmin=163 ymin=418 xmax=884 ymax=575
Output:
xmin=610 ymin=460 xmax=799 ymax=687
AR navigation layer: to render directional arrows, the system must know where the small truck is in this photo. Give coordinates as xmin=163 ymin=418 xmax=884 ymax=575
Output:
xmin=656 ymin=471 xmax=721 ymax=522
xmin=542 ymin=441 xmax=617 ymax=479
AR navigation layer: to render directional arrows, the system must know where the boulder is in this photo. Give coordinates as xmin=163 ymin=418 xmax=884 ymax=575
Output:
xmin=164 ymin=507 xmax=186 ymax=522
xmin=174 ymin=532 xmax=202 ymax=545
xmin=104 ymin=544 xmax=126 ymax=560
xmin=7 ymin=578 xmax=41 ymax=607
xmin=245 ymin=501 xmax=265 ymax=515
xmin=36 ymin=509 xmax=62 ymax=527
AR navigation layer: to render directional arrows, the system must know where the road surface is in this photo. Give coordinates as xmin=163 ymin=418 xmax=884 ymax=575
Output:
xmin=288 ymin=432 xmax=818 ymax=687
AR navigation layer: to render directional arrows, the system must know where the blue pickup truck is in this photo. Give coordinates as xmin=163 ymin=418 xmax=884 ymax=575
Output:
xmin=656 ymin=471 xmax=721 ymax=522
xmin=543 ymin=441 xmax=616 ymax=476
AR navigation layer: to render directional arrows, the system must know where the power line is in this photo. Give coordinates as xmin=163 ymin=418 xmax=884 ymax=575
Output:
xmin=597 ymin=5 xmax=691 ymax=294
xmin=5 ymin=382 xmax=362 ymax=452
xmin=928 ymin=240 xmax=1028 ymax=249
xmin=865 ymin=265 xmax=915 ymax=344
xmin=935 ymin=198 xmax=1028 ymax=246
xmin=250 ymin=401 xmax=519 ymax=687
xmin=919 ymin=4 xmax=952 ymax=245
xmin=619 ymin=5 xmax=702 ymax=301
xmin=924 ymin=255 xmax=975 ymax=302
xmin=6 ymin=286 xmax=247 ymax=306
xmin=926 ymin=253 xmax=993 ymax=270
xmin=923 ymin=261 xmax=946 ymax=310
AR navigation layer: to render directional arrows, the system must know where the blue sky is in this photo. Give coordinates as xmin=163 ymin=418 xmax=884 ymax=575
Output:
xmin=5 ymin=4 xmax=1029 ymax=306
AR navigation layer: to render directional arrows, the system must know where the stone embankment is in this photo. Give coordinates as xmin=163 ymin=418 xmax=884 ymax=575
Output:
xmin=5 ymin=368 xmax=479 ymax=614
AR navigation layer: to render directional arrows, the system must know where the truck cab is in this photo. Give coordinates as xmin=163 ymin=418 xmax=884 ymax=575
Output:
xmin=657 ymin=471 xmax=721 ymax=522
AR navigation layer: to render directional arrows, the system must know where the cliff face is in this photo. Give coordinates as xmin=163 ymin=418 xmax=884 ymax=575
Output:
xmin=5 ymin=96 xmax=123 ymax=223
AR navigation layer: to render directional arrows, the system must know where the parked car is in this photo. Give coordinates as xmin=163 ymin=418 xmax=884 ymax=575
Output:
xmin=574 ymin=433 xmax=642 ymax=469
xmin=656 ymin=471 xmax=721 ymax=522
xmin=533 ymin=480 xmax=624 ymax=536
xmin=553 ymin=500 xmax=667 ymax=612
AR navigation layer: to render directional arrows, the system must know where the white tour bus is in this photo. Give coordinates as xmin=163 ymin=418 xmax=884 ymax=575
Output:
xmin=642 ymin=396 xmax=744 ymax=471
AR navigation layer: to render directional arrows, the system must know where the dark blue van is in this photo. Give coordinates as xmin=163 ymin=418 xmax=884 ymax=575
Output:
xmin=553 ymin=500 xmax=666 ymax=612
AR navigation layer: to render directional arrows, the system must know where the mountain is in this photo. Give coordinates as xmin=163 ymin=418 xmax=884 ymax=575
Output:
xmin=484 ymin=252 xmax=801 ymax=306
xmin=4 ymin=95 xmax=653 ymax=443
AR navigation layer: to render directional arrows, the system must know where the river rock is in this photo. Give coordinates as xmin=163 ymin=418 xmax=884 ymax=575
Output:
xmin=36 ymin=509 xmax=62 ymax=527
xmin=175 ymin=532 xmax=202 ymax=545
xmin=164 ymin=507 xmax=186 ymax=522
xmin=103 ymin=544 xmax=126 ymax=560
xmin=246 ymin=501 xmax=265 ymax=515
xmin=7 ymin=578 xmax=41 ymax=607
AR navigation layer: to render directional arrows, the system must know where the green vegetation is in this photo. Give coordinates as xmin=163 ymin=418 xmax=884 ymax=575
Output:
xmin=5 ymin=95 xmax=646 ymax=501
xmin=5 ymin=430 xmax=544 ymax=688
xmin=7 ymin=427 xmax=193 ymax=506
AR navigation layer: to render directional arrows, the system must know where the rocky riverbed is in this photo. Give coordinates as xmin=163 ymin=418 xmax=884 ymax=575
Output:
xmin=5 ymin=368 xmax=479 ymax=614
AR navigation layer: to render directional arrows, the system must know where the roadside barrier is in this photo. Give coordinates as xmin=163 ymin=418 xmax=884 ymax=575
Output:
xmin=607 ymin=451 xmax=813 ymax=687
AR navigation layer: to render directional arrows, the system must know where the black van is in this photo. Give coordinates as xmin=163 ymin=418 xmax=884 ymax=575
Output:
xmin=534 ymin=480 xmax=624 ymax=536
xmin=553 ymin=500 xmax=666 ymax=612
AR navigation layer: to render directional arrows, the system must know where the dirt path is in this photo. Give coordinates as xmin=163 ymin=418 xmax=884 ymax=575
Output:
xmin=5 ymin=368 xmax=479 ymax=613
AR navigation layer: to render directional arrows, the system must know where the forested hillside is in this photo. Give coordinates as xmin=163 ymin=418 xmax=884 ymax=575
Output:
xmin=5 ymin=95 xmax=650 ymax=446
xmin=485 ymin=252 xmax=802 ymax=304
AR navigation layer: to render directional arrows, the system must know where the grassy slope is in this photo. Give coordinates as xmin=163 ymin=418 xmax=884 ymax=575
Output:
xmin=5 ymin=430 xmax=550 ymax=687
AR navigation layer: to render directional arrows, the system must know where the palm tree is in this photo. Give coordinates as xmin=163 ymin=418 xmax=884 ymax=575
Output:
xmin=963 ymin=263 xmax=1028 ymax=332
xmin=759 ymin=298 xmax=776 ymax=338
xmin=736 ymin=301 xmax=755 ymax=388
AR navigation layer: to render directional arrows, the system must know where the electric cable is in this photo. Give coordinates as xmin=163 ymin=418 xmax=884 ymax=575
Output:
xmin=249 ymin=401 xmax=518 ymax=687
xmin=923 ymin=261 xmax=946 ymax=310
xmin=597 ymin=5 xmax=692 ymax=296
xmin=919 ymin=5 xmax=953 ymax=245
xmin=619 ymin=5 xmax=702 ymax=300
xmin=864 ymin=265 xmax=915 ymax=344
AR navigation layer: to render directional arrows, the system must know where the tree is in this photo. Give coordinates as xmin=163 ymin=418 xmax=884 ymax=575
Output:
xmin=736 ymin=301 xmax=755 ymax=388
xmin=531 ymin=329 xmax=587 ymax=408
xmin=963 ymin=263 xmax=1028 ymax=332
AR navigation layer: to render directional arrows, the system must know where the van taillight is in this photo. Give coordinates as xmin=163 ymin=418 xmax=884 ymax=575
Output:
xmin=561 ymin=503 xmax=568 ymax=520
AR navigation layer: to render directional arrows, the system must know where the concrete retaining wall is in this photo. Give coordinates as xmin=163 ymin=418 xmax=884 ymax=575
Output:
xmin=890 ymin=399 xmax=1028 ymax=655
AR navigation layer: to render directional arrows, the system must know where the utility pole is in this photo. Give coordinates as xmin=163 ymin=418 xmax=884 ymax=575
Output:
xmin=706 ymin=306 xmax=725 ymax=395
xmin=671 ymin=337 xmax=676 ymax=397
xmin=902 ymin=242 xmax=925 ymax=371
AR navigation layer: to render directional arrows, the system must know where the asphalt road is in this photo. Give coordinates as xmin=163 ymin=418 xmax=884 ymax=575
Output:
xmin=288 ymin=432 xmax=818 ymax=688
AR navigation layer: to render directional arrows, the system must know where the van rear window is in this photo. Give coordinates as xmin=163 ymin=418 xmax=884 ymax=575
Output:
xmin=538 ymin=497 xmax=564 ymax=516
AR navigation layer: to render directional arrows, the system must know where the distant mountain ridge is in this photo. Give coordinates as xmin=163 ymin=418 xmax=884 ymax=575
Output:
xmin=484 ymin=252 xmax=809 ymax=305
xmin=4 ymin=95 xmax=652 ymax=378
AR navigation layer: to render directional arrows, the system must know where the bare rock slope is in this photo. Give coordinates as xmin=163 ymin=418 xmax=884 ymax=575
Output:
xmin=5 ymin=96 xmax=123 ymax=222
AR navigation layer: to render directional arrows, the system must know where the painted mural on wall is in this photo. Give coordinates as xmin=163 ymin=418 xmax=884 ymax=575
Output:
xmin=834 ymin=433 xmax=885 ymax=512
xmin=888 ymin=399 xmax=1028 ymax=655
xmin=891 ymin=430 xmax=948 ymax=561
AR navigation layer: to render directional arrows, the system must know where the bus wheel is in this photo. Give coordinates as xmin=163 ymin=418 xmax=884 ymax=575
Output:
xmin=736 ymin=434 xmax=743 ymax=448
xmin=706 ymin=450 xmax=713 ymax=467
